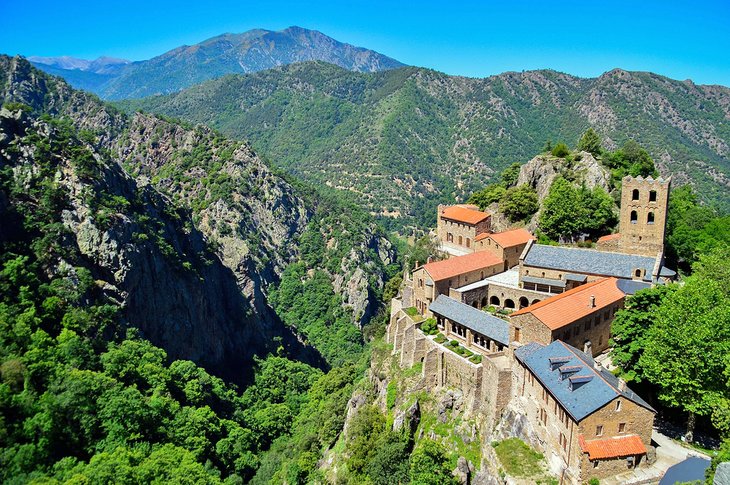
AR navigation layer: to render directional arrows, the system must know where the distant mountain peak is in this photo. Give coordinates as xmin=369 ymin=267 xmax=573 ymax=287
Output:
xmin=30 ymin=26 xmax=404 ymax=99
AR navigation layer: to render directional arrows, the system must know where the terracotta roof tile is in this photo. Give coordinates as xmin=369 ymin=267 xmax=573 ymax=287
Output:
xmin=423 ymin=252 xmax=502 ymax=282
xmin=511 ymin=278 xmax=625 ymax=330
xmin=487 ymin=228 xmax=536 ymax=248
xmin=579 ymin=434 xmax=647 ymax=460
xmin=597 ymin=233 xmax=621 ymax=243
xmin=441 ymin=206 xmax=490 ymax=225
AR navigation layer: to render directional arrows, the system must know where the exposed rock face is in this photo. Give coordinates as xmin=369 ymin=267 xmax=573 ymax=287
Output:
xmin=715 ymin=462 xmax=730 ymax=485
xmin=393 ymin=399 xmax=421 ymax=434
xmin=1 ymin=55 xmax=392 ymax=379
xmin=516 ymin=151 xmax=611 ymax=201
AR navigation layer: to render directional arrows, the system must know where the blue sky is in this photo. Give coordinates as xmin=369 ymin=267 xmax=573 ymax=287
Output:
xmin=2 ymin=0 xmax=729 ymax=85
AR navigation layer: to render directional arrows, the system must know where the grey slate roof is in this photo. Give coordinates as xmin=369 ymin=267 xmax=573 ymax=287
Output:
xmin=616 ymin=279 xmax=653 ymax=295
xmin=523 ymin=244 xmax=669 ymax=282
xmin=522 ymin=275 xmax=567 ymax=288
xmin=429 ymin=295 xmax=510 ymax=346
xmin=514 ymin=340 xmax=655 ymax=421
xmin=564 ymin=273 xmax=588 ymax=283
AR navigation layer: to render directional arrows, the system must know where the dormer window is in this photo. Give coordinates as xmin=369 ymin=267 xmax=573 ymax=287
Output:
xmin=632 ymin=189 xmax=640 ymax=201
xmin=634 ymin=269 xmax=642 ymax=278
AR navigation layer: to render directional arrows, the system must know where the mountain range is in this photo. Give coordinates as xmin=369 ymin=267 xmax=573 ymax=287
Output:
xmin=119 ymin=62 xmax=730 ymax=230
xmin=29 ymin=26 xmax=404 ymax=99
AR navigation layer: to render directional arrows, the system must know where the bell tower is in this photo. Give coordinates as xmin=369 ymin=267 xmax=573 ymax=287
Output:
xmin=617 ymin=175 xmax=671 ymax=257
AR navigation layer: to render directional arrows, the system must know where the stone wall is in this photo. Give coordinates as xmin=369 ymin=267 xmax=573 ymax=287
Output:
xmin=412 ymin=263 xmax=503 ymax=316
xmin=487 ymin=283 xmax=548 ymax=311
xmin=475 ymin=238 xmax=528 ymax=269
xmin=509 ymin=313 xmax=553 ymax=348
xmin=617 ymin=176 xmax=670 ymax=257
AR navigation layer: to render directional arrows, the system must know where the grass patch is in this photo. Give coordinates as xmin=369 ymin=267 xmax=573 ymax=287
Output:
xmin=386 ymin=381 xmax=397 ymax=410
xmin=493 ymin=438 xmax=545 ymax=478
xmin=404 ymin=306 xmax=419 ymax=317
xmin=403 ymin=361 xmax=423 ymax=378
xmin=469 ymin=354 xmax=482 ymax=364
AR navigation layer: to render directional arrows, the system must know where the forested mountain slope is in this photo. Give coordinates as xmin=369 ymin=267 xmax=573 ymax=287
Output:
xmin=121 ymin=62 xmax=730 ymax=231
xmin=30 ymin=26 xmax=404 ymax=100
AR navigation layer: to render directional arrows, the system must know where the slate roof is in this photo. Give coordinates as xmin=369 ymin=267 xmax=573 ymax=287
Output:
xmin=440 ymin=205 xmax=490 ymax=225
xmin=579 ymin=434 xmax=647 ymax=459
xmin=429 ymin=295 xmax=509 ymax=346
xmin=521 ymin=275 xmax=567 ymax=288
xmin=522 ymin=244 xmax=674 ymax=282
xmin=616 ymin=279 xmax=652 ymax=295
xmin=512 ymin=278 xmax=624 ymax=330
xmin=514 ymin=340 xmax=655 ymax=421
xmin=422 ymin=251 xmax=502 ymax=282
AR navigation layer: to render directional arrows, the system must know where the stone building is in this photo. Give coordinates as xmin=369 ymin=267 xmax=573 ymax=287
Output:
xmin=411 ymin=251 xmax=503 ymax=315
xmin=474 ymin=228 xmax=535 ymax=270
xmin=449 ymin=269 xmax=550 ymax=311
xmin=437 ymin=204 xmax=492 ymax=256
xmin=519 ymin=240 xmax=675 ymax=293
xmin=509 ymin=278 xmax=626 ymax=356
xmin=597 ymin=176 xmax=671 ymax=257
xmin=514 ymin=340 xmax=656 ymax=483
xmin=430 ymin=295 xmax=510 ymax=354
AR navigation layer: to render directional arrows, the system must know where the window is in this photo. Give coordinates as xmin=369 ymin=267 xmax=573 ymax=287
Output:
xmin=514 ymin=328 xmax=521 ymax=342
xmin=649 ymin=190 xmax=657 ymax=202
xmin=630 ymin=210 xmax=638 ymax=223
xmin=618 ymin=423 xmax=626 ymax=434
xmin=458 ymin=235 xmax=463 ymax=245
xmin=647 ymin=212 xmax=655 ymax=224
xmin=540 ymin=408 xmax=548 ymax=425
xmin=596 ymin=425 xmax=604 ymax=436
xmin=616 ymin=400 xmax=622 ymax=412
xmin=632 ymin=189 xmax=640 ymax=200
xmin=466 ymin=238 xmax=471 ymax=248
xmin=419 ymin=279 xmax=423 ymax=288
xmin=447 ymin=233 xmax=453 ymax=243
xmin=634 ymin=269 xmax=642 ymax=278
xmin=585 ymin=321 xmax=591 ymax=332
xmin=559 ymin=433 xmax=568 ymax=451
xmin=593 ymin=460 xmax=599 ymax=469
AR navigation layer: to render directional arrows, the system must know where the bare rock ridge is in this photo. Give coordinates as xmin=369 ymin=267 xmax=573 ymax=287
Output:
xmin=516 ymin=151 xmax=611 ymax=201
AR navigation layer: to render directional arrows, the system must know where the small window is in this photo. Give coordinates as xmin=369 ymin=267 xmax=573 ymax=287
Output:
xmin=466 ymin=238 xmax=471 ymax=248
xmin=647 ymin=212 xmax=655 ymax=224
xmin=458 ymin=235 xmax=463 ymax=245
xmin=649 ymin=190 xmax=657 ymax=202
xmin=618 ymin=423 xmax=626 ymax=434
xmin=632 ymin=189 xmax=640 ymax=201
xmin=596 ymin=425 xmax=604 ymax=436
xmin=630 ymin=210 xmax=638 ymax=223
xmin=514 ymin=328 xmax=521 ymax=342
xmin=616 ymin=400 xmax=622 ymax=412
xmin=593 ymin=460 xmax=599 ymax=469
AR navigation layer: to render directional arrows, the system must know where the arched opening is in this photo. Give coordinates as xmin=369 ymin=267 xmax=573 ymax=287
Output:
xmin=481 ymin=297 xmax=488 ymax=308
xmin=630 ymin=210 xmax=638 ymax=224
xmin=647 ymin=212 xmax=655 ymax=224
xmin=649 ymin=190 xmax=657 ymax=202
xmin=532 ymin=299 xmax=541 ymax=305
xmin=635 ymin=269 xmax=642 ymax=278
xmin=632 ymin=189 xmax=640 ymax=201
xmin=490 ymin=295 xmax=500 ymax=307
xmin=447 ymin=233 xmax=453 ymax=242
xmin=458 ymin=235 xmax=463 ymax=245
xmin=519 ymin=297 xmax=529 ymax=308
xmin=504 ymin=299 xmax=515 ymax=309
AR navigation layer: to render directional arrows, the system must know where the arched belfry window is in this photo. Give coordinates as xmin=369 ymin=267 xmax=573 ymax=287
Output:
xmin=630 ymin=210 xmax=638 ymax=224
xmin=647 ymin=212 xmax=655 ymax=224
xmin=649 ymin=190 xmax=657 ymax=202
xmin=632 ymin=189 xmax=640 ymax=201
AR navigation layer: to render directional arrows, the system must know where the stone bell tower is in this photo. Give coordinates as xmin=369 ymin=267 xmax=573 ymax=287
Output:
xmin=617 ymin=175 xmax=671 ymax=257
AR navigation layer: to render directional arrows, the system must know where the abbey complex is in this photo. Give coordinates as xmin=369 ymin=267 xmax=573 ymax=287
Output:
xmin=388 ymin=176 xmax=676 ymax=484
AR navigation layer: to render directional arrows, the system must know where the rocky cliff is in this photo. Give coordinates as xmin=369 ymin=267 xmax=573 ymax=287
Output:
xmin=0 ymin=55 xmax=394 ymax=378
xmin=516 ymin=151 xmax=611 ymax=201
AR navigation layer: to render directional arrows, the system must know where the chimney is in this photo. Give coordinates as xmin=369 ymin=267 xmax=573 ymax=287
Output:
xmin=590 ymin=295 xmax=596 ymax=308
xmin=618 ymin=378 xmax=627 ymax=392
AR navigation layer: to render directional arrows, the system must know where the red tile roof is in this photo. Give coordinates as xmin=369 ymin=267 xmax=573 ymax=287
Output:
xmin=441 ymin=205 xmax=490 ymax=225
xmin=486 ymin=228 xmax=535 ymax=248
xmin=579 ymin=434 xmax=647 ymax=460
xmin=598 ymin=233 xmax=621 ymax=243
xmin=511 ymin=278 xmax=625 ymax=330
xmin=423 ymin=251 xmax=502 ymax=282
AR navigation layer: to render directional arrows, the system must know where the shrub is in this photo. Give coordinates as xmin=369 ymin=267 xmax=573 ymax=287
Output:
xmin=386 ymin=381 xmax=397 ymax=410
xmin=434 ymin=333 xmax=446 ymax=344
xmin=470 ymin=355 xmax=483 ymax=364
xmin=449 ymin=340 xmax=459 ymax=347
xmin=404 ymin=307 xmax=419 ymax=317
xmin=420 ymin=318 xmax=437 ymax=335
xmin=551 ymin=143 xmax=570 ymax=158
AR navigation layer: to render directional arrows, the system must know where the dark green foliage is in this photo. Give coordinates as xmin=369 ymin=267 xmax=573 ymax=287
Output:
xmin=500 ymin=163 xmax=522 ymax=187
xmin=551 ymin=142 xmax=570 ymax=158
xmin=468 ymin=184 xmax=506 ymax=211
xmin=500 ymin=184 xmax=539 ymax=222
xmin=420 ymin=318 xmax=438 ymax=335
xmin=538 ymin=177 xmax=617 ymax=241
xmin=602 ymin=139 xmax=658 ymax=185
xmin=409 ymin=439 xmax=458 ymax=485
xmin=610 ymin=285 xmax=677 ymax=382
xmin=705 ymin=439 xmax=730 ymax=483
xmin=577 ymin=128 xmax=602 ymax=156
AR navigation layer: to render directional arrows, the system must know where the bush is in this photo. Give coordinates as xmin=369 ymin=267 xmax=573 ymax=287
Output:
xmin=588 ymin=479 xmax=600 ymax=485
xmin=449 ymin=340 xmax=459 ymax=347
xmin=470 ymin=355 xmax=483 ymax=364
xmin=500 ymin=184 xmax=539 ymax=222
xmin=404 ymin=307 xmax=419 ymax=317
xmin=434 ymin=333 xmax=446 ymax=344
xmin=551 ymin=143 xmax=570 ymax=158
xmin=420 ymin=318 xmax=438 ymax=335
xmin=386 ymin=382 xmax=397 ymax=410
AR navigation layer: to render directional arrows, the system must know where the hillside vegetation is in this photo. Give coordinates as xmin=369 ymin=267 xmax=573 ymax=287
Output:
xmin=119 ymin=62 xmax=730 ymax=232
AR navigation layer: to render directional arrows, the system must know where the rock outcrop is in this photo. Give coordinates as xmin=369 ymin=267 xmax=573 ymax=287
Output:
xmin=516 ymin=151 xmax=611 ymax=201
